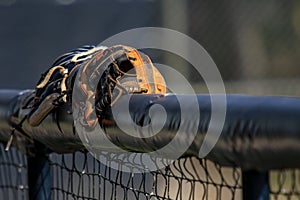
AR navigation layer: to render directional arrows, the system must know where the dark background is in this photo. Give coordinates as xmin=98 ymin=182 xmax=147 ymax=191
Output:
xmin=0 ymin=1 xmax=299 ymax=199
xmin=1 ymin=0 xmax=300 ymax=96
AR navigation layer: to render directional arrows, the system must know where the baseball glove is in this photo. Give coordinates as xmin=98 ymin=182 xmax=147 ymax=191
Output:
xmin=27 ymin=44 xmax=166 ymax=128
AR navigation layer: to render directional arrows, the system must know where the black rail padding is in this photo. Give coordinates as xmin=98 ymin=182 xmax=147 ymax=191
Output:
xmin=0 ymin=90 xmax=300 ymax=170
xmin=105 ymin=94 xmax=300 ymax=170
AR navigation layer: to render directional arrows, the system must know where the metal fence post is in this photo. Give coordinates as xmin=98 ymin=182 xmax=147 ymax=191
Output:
xmin=27 ymin=143 xmax=51 ymax=200
xmin=242 ymin=170 xmax=270 ymax=200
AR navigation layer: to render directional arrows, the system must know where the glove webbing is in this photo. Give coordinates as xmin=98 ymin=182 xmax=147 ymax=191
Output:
xmin=78 ymin=45 xmax=166 ymax=128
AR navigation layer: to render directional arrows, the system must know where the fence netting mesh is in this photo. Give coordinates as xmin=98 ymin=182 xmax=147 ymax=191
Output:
xmin=50 ymin=152 xmax=243 ymax=200
xmin=0 ymin=143 xmax=28 ymax=200
xmin=1 ymin=143 xmax=300 ymax=199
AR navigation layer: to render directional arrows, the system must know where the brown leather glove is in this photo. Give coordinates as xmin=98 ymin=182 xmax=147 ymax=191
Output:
xmin=28 ymin=45 xmax=166 ymax=127
xmin=79 ymin=45 xmax=166 ymax=127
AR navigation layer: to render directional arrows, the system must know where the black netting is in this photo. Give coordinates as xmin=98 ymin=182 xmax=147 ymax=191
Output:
xmin=50 ymin=152 xmax=242 ymax=200
xmin=0 ymin=143 xmax=28 ymax=200
xmin=270 ymin=170 xmax=300 ymax=200
xmin=1 ymin=142 xmax=300 ymax=199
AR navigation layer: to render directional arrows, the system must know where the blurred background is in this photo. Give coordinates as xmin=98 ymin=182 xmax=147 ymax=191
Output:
xmin=1 ymin=1 xmax=300 ymax=199
xmin=1 ymin=0 xmax=300 ymax=96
